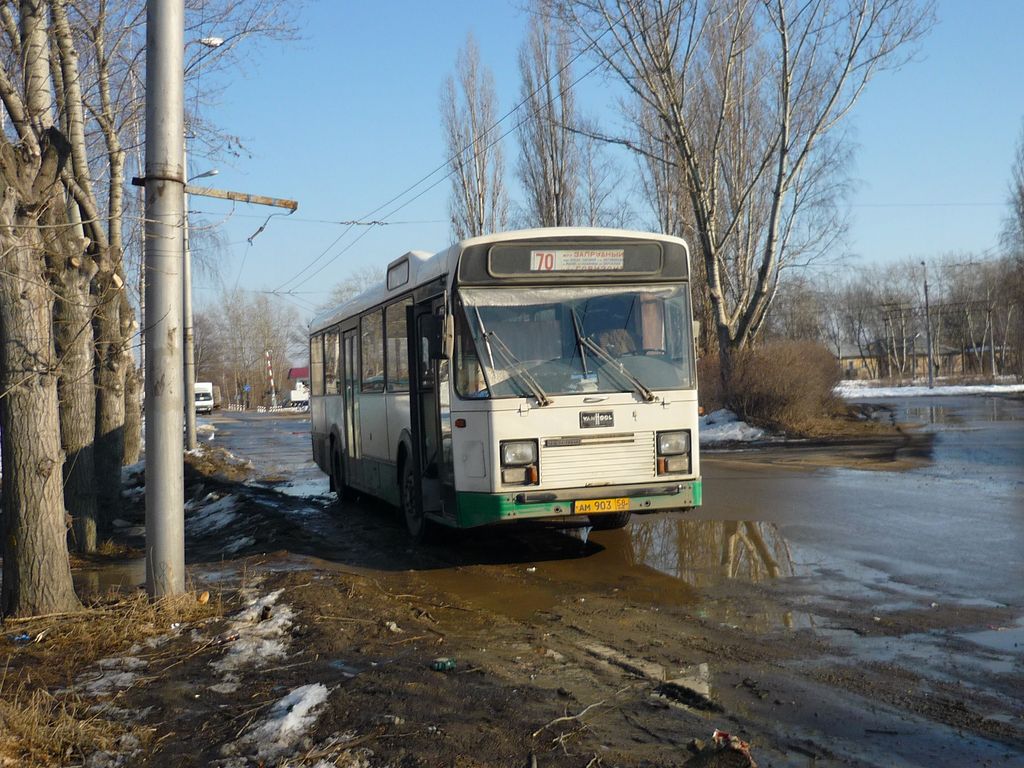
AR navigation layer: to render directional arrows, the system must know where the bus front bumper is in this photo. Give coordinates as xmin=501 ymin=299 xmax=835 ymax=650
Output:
xmin=454 ymin=479 xmax=702 ymax=528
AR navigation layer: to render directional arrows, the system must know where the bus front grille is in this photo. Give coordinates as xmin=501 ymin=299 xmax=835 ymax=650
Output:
xmin=540 ymin=431 xmax=656 ymax=488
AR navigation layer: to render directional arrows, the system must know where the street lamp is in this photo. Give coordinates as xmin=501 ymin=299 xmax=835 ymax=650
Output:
xmin=921 ymin=261 xmax=934 ymax=389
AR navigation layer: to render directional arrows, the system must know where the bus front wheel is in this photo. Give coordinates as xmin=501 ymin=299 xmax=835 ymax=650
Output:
xmin=590 ymin=511 xmax=631 ymax=530
xmin=400 ymin=460 xmax=428 ymax=541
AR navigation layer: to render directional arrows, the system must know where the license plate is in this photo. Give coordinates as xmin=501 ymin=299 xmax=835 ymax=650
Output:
xmin=574 ymin=497 xmax=630 ymax=515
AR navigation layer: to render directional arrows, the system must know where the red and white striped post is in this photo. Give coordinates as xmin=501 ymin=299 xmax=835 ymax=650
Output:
xmin=265 ymin=349 xmax=277 ymax=408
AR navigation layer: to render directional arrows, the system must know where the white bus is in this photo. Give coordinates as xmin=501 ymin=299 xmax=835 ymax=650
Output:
xmin=309 ymin=228 xmax=701 ymax=539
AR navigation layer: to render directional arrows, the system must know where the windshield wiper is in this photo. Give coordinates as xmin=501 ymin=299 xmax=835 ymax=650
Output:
xmin=472 ymin=311 xmax=551 ymax=407
xmin=577 ymin=334 xmax=657 ymax=402
xmin=570 ymin=309 xmax=590 ymax=376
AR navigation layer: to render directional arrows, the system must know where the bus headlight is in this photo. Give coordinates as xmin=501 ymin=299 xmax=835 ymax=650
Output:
xmin=657 ymin=430 xmax=690 ymax=456
xmin=501 ymin=440 xmax=537 ymax=466
xmin=500 ymin=440 xmax=539 ymax=486
xmin=656 ymin=430 xmax=690 ymax=475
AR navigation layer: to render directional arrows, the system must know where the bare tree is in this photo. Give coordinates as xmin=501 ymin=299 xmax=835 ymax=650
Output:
xmin=555 ymin=0 xmax=933 ymax=386
xmin=0 ymin=0 xmax=81 ymax=616
xmin=320 ymin=265 xmax=383 ymax=310
xmin=515 ymin=11 xmax=578 ymax=227
xmin=1002 ymin=120 xmax=1024 ymax=261
xmin=441 ymin=34 xmax=508 ymax=240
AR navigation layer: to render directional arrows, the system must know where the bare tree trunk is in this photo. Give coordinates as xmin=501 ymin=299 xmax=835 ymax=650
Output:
xmin=53 ymin=237 xmax=100 ymax=553
xmin=0 ymin=137 xmax=81 ymax=617
xmin=122 ymin=290 xmax=142 ymax=465
xmin=93 ymin=273 xmax=125 ymax=530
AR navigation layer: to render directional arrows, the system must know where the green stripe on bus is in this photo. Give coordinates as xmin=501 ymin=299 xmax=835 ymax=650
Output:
xmin=455 ymin=479 xmax=702 ymax=528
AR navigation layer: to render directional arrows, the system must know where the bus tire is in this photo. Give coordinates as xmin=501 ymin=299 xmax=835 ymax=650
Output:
xmin=330 ymin=441 xmax=348 ymax=506
xmin=590 ymin=511 xmax=631 ymax=530
xmin=400 ymin=458 xmax=428 ymax=541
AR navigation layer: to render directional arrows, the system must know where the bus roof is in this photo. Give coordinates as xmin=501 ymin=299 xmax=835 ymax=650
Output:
xmin=309 ymin=227 xmax=688 ymax=334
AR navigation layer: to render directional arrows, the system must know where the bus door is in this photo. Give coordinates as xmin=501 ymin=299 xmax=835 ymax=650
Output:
xmin=407 ymin=297 xmax=453 ymax=518
xmin=342 ymin=329 xmax=359 ymax=483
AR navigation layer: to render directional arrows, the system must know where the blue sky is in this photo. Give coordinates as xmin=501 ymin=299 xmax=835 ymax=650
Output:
xmin=188 ymin=0 xmax=1024 ymax=316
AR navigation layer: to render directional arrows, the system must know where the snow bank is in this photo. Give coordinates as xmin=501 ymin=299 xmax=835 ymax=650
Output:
xmin=699 ymin=409 xmax=767 ymax=445
xmin=837 ymin=381 xmax=1024 ymax=399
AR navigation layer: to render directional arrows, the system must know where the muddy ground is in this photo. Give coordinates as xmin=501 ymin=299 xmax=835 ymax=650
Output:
xmin=3 ymin=411 xmax=1023 ymax=767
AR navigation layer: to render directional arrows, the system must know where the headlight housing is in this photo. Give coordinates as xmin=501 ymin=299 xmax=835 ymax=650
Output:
xmin=501 ymin=440 xmax=538 ymax=467
xmin=657 ymin=430 xmax=691 ymax=456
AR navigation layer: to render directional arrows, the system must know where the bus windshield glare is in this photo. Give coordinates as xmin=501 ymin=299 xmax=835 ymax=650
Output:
xmin=455 ymin=285 xmax=695 ymax=400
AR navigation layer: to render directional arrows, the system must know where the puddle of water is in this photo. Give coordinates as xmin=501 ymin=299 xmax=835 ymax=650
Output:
xmin=959 ymin=618 xmax=1024 ymax=654
xmin=73 ymin=558 xmax=147 ymax=595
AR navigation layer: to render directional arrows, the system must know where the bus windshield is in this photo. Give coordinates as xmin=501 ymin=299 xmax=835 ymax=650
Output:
xmin=455 ymin=285 xmax=695 ymax=400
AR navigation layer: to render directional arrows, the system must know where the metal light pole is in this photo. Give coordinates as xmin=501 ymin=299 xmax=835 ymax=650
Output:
xmin=183 ymin=160 xmax=218 ymax=451
xmin=921 ymin=260 xmax=934 ymax=389
xmin=144 ymin=0 xmax=185 ymax=597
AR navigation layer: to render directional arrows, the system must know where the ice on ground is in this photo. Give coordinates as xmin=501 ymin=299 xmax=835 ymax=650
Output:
xmin=699 ymin=409 xmax=766 ymax=445
xmin=837 ymin=380 xmax=1024 ymax=399
xmin=186 ymin=494 xmax=241 ymax=535
xmin=74 ymin=657 xmax=147 ymax=696
xmin=274 ymin=477 xmax=331 ymax=498
xmin=237 ymin=683 xmax=332 ymax=761
xmin=211 ymin=589 xmax=296 ymax=674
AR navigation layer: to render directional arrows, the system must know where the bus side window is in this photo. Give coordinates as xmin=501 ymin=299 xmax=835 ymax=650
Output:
xmin=324 ymin=330 xmax=340 ymax=395
xmin=310 ymin=334 xmax=325 ymax=395
xmin=386 ymin=298 xmax=412 ymax=391
xmin=361 ymin=311 xmax=385 ymax=392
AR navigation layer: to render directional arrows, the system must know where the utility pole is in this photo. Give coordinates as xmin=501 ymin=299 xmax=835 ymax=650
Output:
xmin=182 ymin=145 xmax=196 ymax=451
xmin=265 ymin=349 xmax=277 ymax=408
xmin=921 ymin=261 xmax=934 ymax=389
xmin=144 ymin=0 xmax=185 ymax=597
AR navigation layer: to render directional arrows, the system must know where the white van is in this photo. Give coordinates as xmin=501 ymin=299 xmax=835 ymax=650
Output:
xmin=195 ymin=382 xmax=215 ymax=414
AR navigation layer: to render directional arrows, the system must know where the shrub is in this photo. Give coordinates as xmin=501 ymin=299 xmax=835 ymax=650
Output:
xmin=724 ymin=340 xmax=843 ymax=434
xmin=696 ymin=350 xmax=724 ymax=412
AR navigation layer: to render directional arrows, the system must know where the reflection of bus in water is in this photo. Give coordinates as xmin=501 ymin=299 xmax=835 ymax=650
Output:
xmin=308 ymin=228 xmax=701 ymax=539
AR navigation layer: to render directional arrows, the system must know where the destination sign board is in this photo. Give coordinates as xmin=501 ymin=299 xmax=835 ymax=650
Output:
xmin=530 ymin=249 xmax=625 ymax=272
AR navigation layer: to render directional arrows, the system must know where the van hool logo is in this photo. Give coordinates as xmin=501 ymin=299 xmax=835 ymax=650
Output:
xmin=580 ymin=411 xmax=614 ymax=428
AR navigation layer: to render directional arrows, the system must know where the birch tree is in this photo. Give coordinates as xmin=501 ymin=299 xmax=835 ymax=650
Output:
xmin=441 ymin=34 xmax=508 ymax=240
xmin=555 ymin=0 xmax=934 ymax=384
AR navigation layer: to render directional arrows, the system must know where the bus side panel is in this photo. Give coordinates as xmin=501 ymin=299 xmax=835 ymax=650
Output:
xmin=311 ymin=394 xmax=345 ymax=475
xmin=385 ymin=391 xmax=411 ymax=465
xmin=357 ymin=392 xmax=389 ymax=491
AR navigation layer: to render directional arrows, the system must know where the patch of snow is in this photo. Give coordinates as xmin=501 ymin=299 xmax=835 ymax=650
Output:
xmin=196 ymin=422 xmax=216 ymax=434
xmin=237 ymin=684 xmax=332 ymax=760
xmin=837 ymin=380 xmax=1024 ymax=399
xmin=699 ymin=409 xmax=766 ymax=445
xmin=211 ymin=590 xmax=296 ymax=675
xmin=120 ymin=460 xmax=145 ymax=485
xmin=274 ymin=477 xmax=331 ymax=498
xmin=186 ymin=494 xmax=241 ymax=535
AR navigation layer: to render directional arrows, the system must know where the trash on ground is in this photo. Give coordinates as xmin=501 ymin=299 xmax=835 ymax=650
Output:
xmin=431 ymin=657 xmax=457 ymax=672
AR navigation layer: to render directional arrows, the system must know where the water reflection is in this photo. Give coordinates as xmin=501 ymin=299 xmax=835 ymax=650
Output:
xmin=628 ymin=518 xmax=794 ymax=587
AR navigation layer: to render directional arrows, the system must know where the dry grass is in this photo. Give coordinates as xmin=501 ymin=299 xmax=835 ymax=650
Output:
xmin=0 ymin=590 xmax=224 ymax=766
